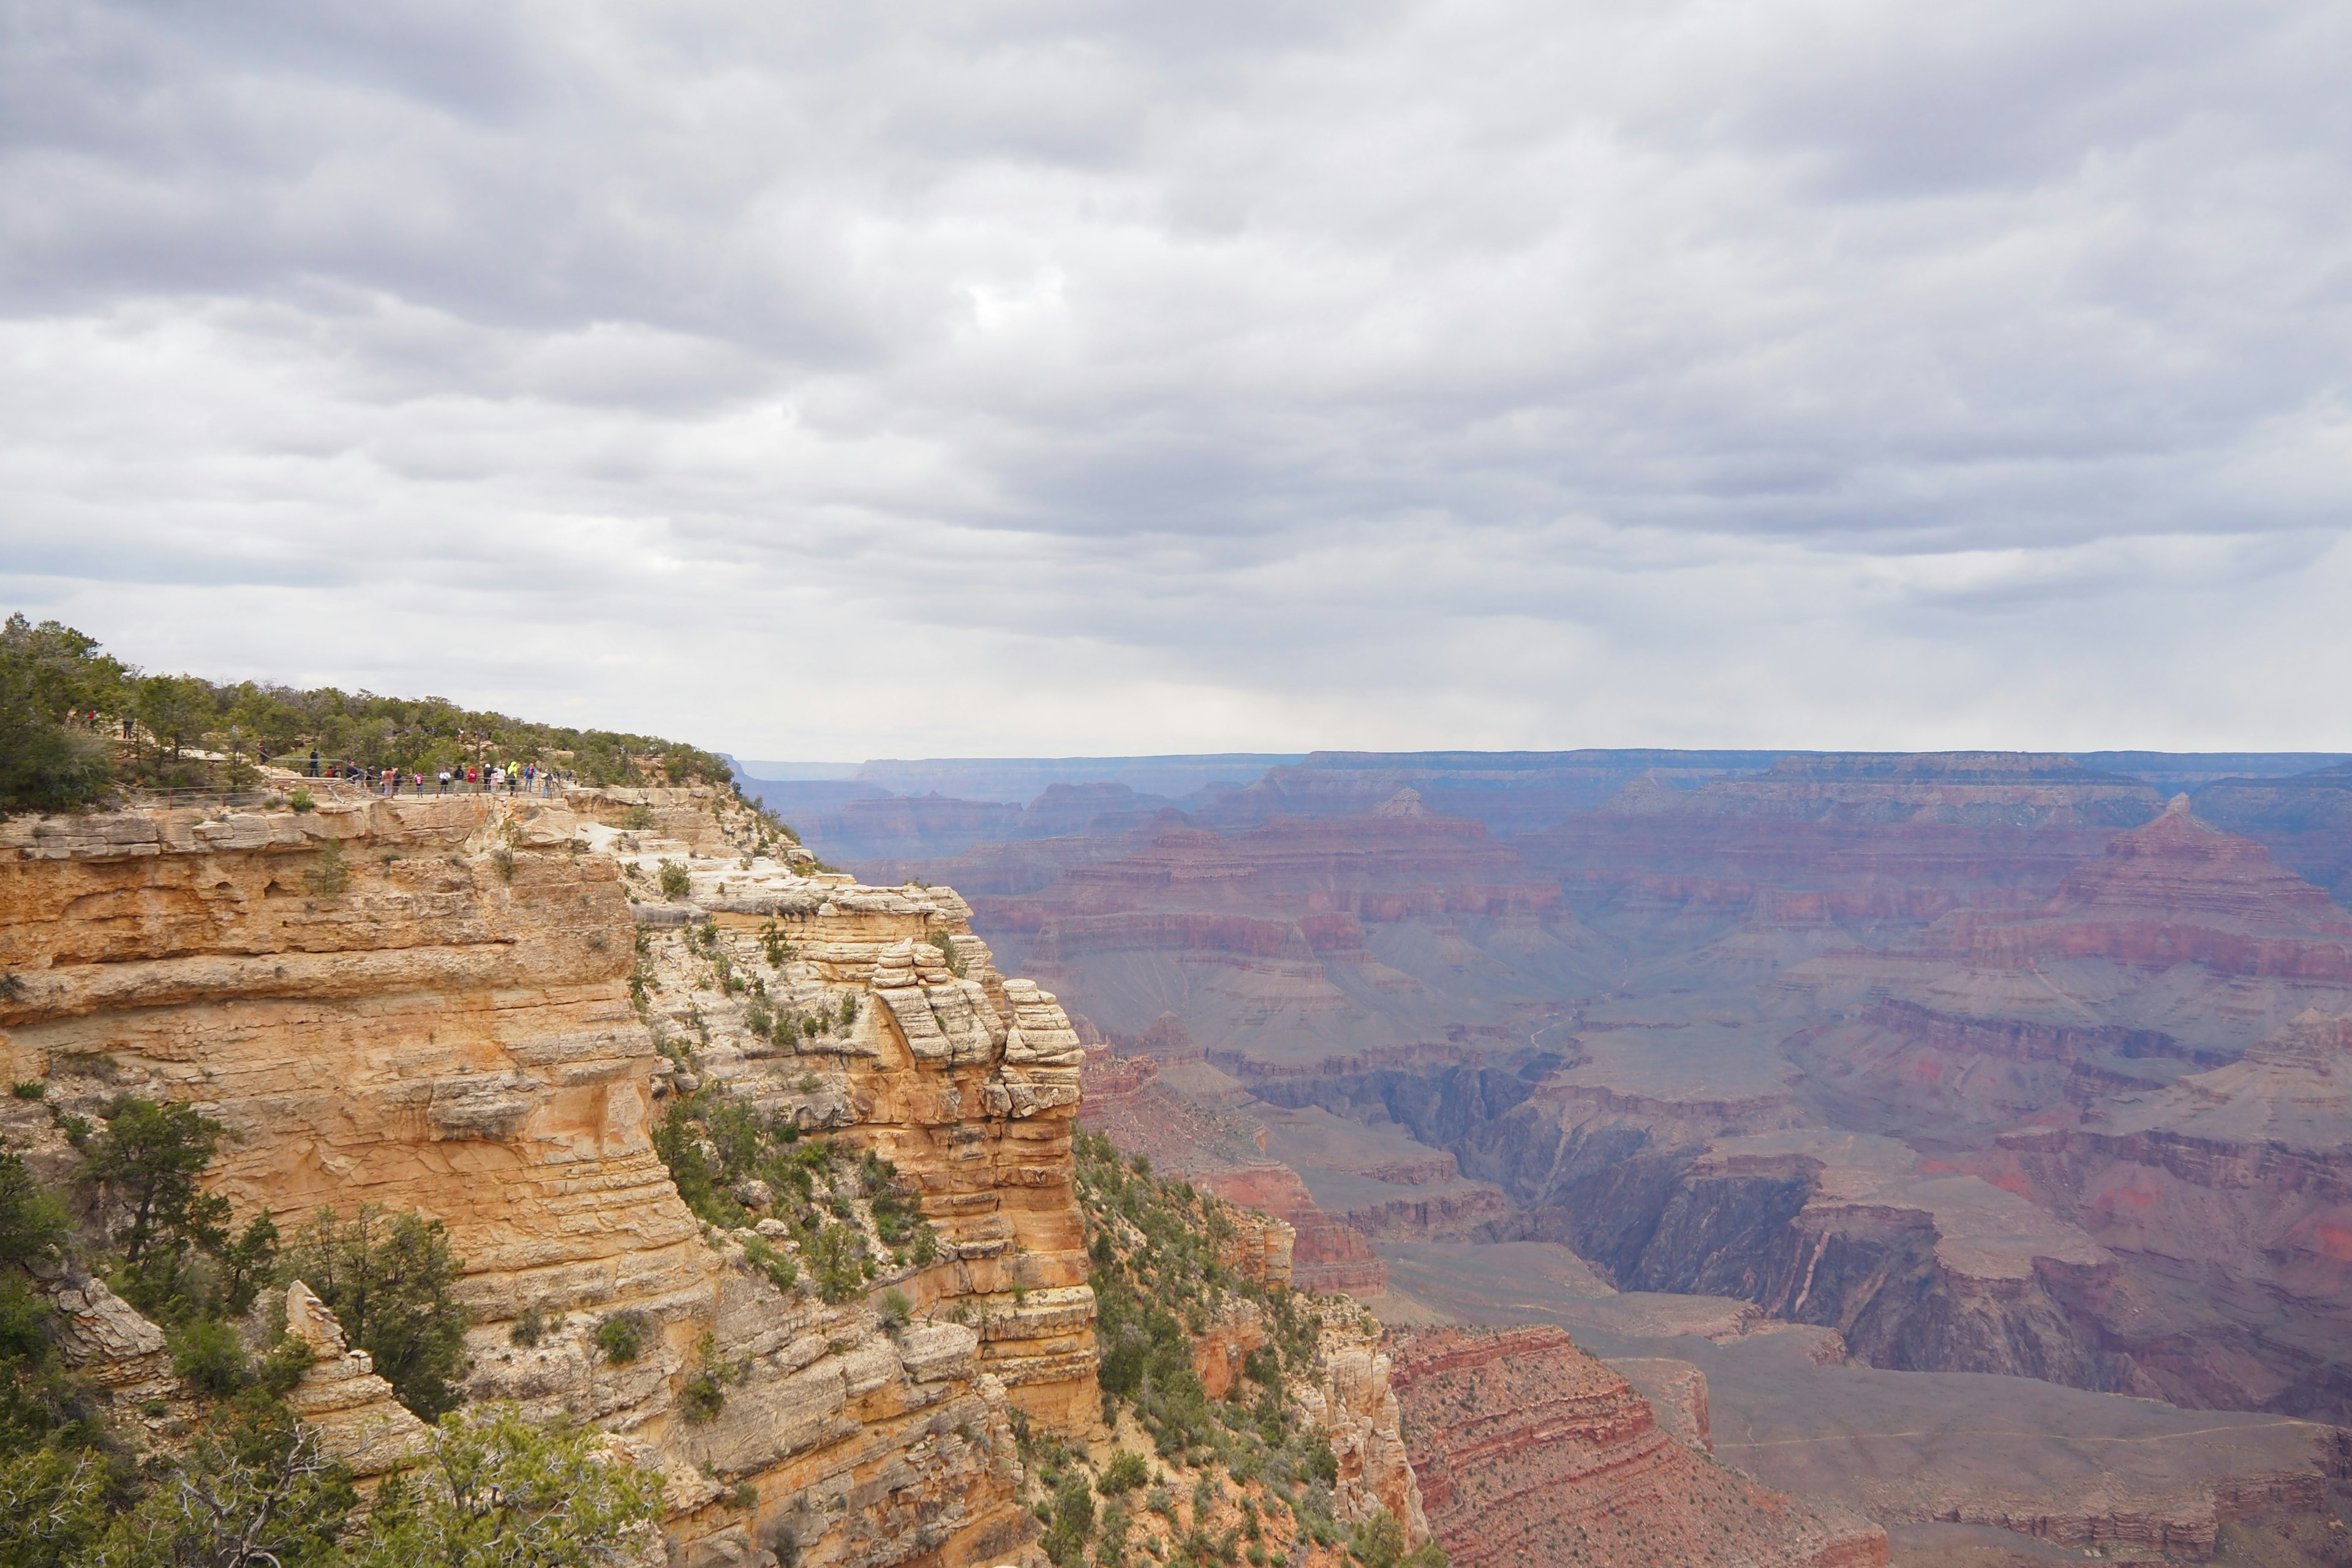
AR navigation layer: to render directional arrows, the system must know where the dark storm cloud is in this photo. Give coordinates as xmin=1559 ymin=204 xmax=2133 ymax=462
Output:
xmin=2 ymin=0 xmax=2349 ymax=755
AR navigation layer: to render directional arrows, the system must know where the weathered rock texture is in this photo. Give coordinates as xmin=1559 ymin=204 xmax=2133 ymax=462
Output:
xmin=0 ymin=788 xmax=1093 ymax=1568
xmin=1299 ymin=1317 xmax=1428 ymax=1540
xmin=1390 ymin=1327 xmax=1885 ymax=1568
xmin=282 ymin=1281 xmax=434 ymax=1483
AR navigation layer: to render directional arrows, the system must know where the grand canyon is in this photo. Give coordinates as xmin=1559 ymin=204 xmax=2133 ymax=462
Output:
xmin=6 ymin=700 xmax=2350 ymax=1568
xmin=742 ymin=746 xmax=2352 ymax=1566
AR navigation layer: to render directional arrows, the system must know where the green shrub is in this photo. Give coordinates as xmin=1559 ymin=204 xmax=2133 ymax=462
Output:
xmin=1041 ymin=1473 xmax=1096 ymax=1567
xmin=168 ymin=1316 xmax=251 ymax=1396
xmin=348 ymin=1402 xmax=665 ymax=1568
xmin=0 ymin=1446 xmax=111 ymax=1564
xmin=1098 ymin=1450 xmax=1150 ymax=1495
xmin=0 ymin=1152 xmax=70 ymax=1268
xmin=1347 ymin=1508 xmax=1444 ymax=1568
xmin=810 ymin=1224 xmax=867 ymax=1305
xmin=741 ymin=1235 xmax=799 ymax=1294
xmin=677 ymin=1367 xmax=726 ymax=1425
xmin=9 ymin=1081 xmax=44 ymax=1101
xmin=304 ymin=839 xmax=350 ymax=897
xmin=284 ymin=1205 xmax=472 ymax=1419
xmin=597 ymin=1311 xmax=647 ymax=1366
xmin=658 ymin=861 xmax=691 ymax=900
xmin=0 ymin=616 xmax=122 ymax=814
xmin=83 ymin=1096 xmax=234 ymax=1316
xmin=622 ymin=805 xmax=657 ymax=831
xmin=510 ymin=1306 xmax=547 ymax=1348
xmin=93 ymin=1408 xmax=355 ymax=1568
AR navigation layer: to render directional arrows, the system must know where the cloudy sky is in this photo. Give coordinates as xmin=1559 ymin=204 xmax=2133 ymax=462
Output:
xmin=4 ymin=1 xmax=2349 ymax=760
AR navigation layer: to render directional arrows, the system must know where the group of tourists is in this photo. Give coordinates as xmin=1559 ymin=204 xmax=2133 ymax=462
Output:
xmin=298 ymin=750 xmax=568 ymax=798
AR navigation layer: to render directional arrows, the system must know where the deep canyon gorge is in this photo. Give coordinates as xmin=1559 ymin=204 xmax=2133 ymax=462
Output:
xmin=748 ymin=747 xmax=2352 ymax=1564
xmin=4 ymin=736 xmax=2350 ymax=1568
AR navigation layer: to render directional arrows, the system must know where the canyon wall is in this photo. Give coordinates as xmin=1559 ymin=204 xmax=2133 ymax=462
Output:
xmin=1390 ymin=1327 xmax=1885 ymax=1568
xmin=0 ymin=786 xmax=1092 ymax=1568
xmin=869 ymin=755 xmax=2352 ymax=1427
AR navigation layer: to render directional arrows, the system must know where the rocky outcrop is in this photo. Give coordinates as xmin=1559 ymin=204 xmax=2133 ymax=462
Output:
xmin=957 ymin=806 xmax=1591 ymax=1063
xmin=1994 ymin=1008 xmax=2352 ymax=1417
xmin=1929 ymin=798 xmax=2352 ymax=978
xmin=1390 ymin=1327 xmax=1885 ymax=1568
xmin=625 ymin=853 xmax=1101 ymax=1436
xmin=281 ymin=1281 xmax=434 ymax=1483
xmin=2192 ymin=760 xmax=2352 ymax=906
xmin=1321 ymin=1183 xmax=1508 ymax=1243
xmin=1898 ymin=1468 xmax=2328 ymax=1559
xmin=47 ymin=1269 xmax=174 ymax=1402
xmin=1196 ymin=1167 xmax=1386 ymax=1297
xmin=1295 ymin=1313 xmax=1427 ymax=1540
xmin=1604 ymin=1358 xmax=1709 ymax=1453
xmin=1585 ymin=753 xmax=2164 ymax=830
xmin=0 ymin=787 xmax=1091 ymax=1568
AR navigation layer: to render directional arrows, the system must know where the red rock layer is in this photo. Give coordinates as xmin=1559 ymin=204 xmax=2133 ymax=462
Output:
xmin=1929 ymin=802 xmax=2352 ymax=977
xmin=1390 ymin=1327 xmax=1885 ymax=1568
xmin=1196 ymin=1166 xmax=1387 ymax=1297
xmin=988 ymin=807 xmax=1563 ymax=972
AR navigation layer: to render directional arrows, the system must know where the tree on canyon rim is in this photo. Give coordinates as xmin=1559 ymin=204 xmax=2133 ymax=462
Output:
xmin=0 ymin=614 xmax=118 ymax=812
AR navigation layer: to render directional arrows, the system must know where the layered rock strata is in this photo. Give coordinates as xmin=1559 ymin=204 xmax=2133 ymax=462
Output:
xmin=1390 ymin=1327 xmax=1885 ymax=1568
xmin=619 ymin=829 xmax=1098 ymax=1433
xmin=0 ymin=788 xmax=1095 ymax=1568
xmin=281 ymin=1281 xmax=434 ymax=1483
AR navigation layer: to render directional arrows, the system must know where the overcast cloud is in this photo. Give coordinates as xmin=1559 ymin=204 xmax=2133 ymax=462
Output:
xmin=4 ymin=0 xmax=2349 ymax=758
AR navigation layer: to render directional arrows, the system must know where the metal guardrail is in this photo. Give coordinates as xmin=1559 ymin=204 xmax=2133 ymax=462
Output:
xmin=123 ymin=775 xmax=573 ymax=810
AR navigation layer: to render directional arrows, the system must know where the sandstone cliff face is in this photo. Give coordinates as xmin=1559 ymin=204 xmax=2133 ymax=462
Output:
xmin=1278 ymin=1304 xmax=1427 ymax=1542
xmin=1390 ymin=1327 xmax=1885 ymax=1568
xmin=615 ymin=805 xmax=1099 ymax=1436
xmin=0 ymin=787 xmax=1095 ymax=1568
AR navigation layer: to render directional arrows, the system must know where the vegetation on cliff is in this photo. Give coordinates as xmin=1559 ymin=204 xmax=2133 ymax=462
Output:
xmin=0 ymin=1085 xmax=650 ymax=1567
xmin=1044 ymin=1129 xmax=1440 ymax=1568
xmin=648 ymin=1068 xmax=940 ymax=1302
xmin=280 ymin=1208 xmax=472 ymax=1420
xmin=0 ymin=611 xmax=734 ymax=809
xmin=0 ymin=617 xmax=118 ymax=813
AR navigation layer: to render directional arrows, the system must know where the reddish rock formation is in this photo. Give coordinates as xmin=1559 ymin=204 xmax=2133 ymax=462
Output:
xmin=1196 ymin=1166 xmax=1387 ymax=1297
xmin=1078 ymin=1043 xmax=1385 ymax=1296
xmin=874 ymin=750 xmax=2352 ymax=1432
xmin=1928 ymin=798 xmax=2352 ymax=978
xmin=1390 ymin=1327 xmax=1885 ymax=1568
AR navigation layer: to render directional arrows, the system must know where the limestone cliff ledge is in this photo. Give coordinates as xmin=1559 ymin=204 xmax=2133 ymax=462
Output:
xmin=0 ymin=786 xmax=1092 ymax=1568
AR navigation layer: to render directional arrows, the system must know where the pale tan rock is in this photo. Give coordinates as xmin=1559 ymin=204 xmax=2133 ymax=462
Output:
xmin=0 ymin=787 xmax=1077 ymax=1568
xmin=48 ymin=1272 xmax=173 ymax=1397
xmin=1310 ymin=1330 xmax=1428 ymax=1540
xmin=281 ymin=1281 xmax=434 ymax=1480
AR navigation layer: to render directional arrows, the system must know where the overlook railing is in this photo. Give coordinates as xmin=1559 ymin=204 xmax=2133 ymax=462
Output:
xmin=122 ymin=774 xmax=575 ymax=811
